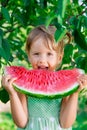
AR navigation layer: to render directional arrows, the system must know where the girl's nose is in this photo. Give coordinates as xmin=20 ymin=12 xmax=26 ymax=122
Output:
xmin=38 ymin=56 xmax=47 ymax=64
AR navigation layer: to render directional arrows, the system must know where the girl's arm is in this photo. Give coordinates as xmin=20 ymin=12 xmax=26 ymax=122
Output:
xmin=59 ymin=92 xmax=78 ymax=128
xmin=10 ymin=92 xmax=28 ymax=128
xmin=59 ymin=74 xmax=87 ymax=128
xmin=2 ymin=75 xmax=28 ymax=128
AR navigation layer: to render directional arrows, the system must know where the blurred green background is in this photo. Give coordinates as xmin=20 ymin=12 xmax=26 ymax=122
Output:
xmin=0 ymin=0 xmax=87 ymax=129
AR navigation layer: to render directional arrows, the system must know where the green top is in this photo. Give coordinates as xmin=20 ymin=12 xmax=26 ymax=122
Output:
xmin=17 ymin=96 xmax=72 ymax=130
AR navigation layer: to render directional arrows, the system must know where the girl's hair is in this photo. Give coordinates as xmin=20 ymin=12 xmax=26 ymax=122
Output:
xmin=25 ymin=25 xmax=71 ymax=54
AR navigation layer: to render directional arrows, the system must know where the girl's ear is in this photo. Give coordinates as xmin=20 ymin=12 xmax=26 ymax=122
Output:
xmin=56 ymin=53 xmax=64 ymax=70
xmin=58 ymin=52 xmax=64 ymax=62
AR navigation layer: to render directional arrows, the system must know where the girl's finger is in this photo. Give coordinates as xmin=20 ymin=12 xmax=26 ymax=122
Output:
xmin=9 ymin=77 xmax=17 ymax=85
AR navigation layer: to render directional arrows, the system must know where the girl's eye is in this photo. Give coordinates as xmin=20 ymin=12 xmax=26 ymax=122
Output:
xmin=33 ymin=53 xmax=39 ymax=55
xmin=47 ymin=52 xmax=53 ymax=56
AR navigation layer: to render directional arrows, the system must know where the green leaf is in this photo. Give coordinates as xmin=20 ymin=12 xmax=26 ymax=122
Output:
xmin=69 ymin=16 xmax=78 ymax=29
xmin=63 ymin=44 xmax=73 ymax=65
xmin=23 ymin=0 xmax=31 ymax=6
xmin=84 ymin=16 xmax=87 ymax=28
xmin=73 ymin=29 xmax=87 ymax=51
xmin=56 ymin=0 xmax=70 ymax=24
xmin=2 ymin=39 xmax=11 ymax=59
xmin=72 ymin=0 xmax=78 ymax=4
xmin=1 ymin=7 xmax=10 ymax=23
xmin=45 ymin=12 xmax=57 ymax=27
xmin=54 ymin=26 xmax=67 ymax=42
xmin=0 ymin=88 xmax=9 ymax=103
xmin=0 ymin=37 xmax=11 ymax=62
xmin=75 ymin=56 xmax=87 ymax=73
xmin=0 ymin=29 xmax=4 ymax=37
xmin=0 ymin=36 xmax=6 ymax=60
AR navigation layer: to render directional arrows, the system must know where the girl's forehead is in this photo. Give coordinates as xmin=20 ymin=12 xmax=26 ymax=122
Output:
xmin=30 ymin=37 xmax=54 ymax=51
xmin=31 ymin=38 xmax=43 ymax=48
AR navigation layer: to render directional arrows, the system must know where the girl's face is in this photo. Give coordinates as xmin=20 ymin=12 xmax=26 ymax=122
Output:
xmin=28 ymin=38 xmax=63 ymax=71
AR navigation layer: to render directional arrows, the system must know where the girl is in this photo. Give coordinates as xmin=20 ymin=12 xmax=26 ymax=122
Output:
xmin=2 ymin=25 xmax=87 ymax=130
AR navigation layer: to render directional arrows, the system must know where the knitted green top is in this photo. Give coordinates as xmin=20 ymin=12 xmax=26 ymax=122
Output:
xmin=17 ymin=96 xmax=72 ymax=130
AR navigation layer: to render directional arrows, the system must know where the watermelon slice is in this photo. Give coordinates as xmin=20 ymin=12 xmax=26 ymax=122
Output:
xmin=4 ymin=66 xmax=84 ymax=98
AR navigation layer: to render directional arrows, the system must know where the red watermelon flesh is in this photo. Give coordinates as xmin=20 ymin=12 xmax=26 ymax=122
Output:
xmin=4 ymin=66 xmax=84 ymax=98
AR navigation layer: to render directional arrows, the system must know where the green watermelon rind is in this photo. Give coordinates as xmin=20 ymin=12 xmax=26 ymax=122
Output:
xmin=13 ymin=83 xmax=79 ymax=99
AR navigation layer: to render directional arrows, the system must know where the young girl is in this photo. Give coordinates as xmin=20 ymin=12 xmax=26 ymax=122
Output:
xmin=2 ymin=25 xmax=87 ymax=130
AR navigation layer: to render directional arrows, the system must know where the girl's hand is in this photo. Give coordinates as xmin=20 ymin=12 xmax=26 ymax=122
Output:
xmin=1 ymin=75 xmax=17 ymax=95
xmin=77 ymin=74 xmax=87 ymax=92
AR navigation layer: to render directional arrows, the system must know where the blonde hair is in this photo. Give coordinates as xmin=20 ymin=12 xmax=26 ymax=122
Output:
xmin=25 ymin=25 xmax=71 ymax=55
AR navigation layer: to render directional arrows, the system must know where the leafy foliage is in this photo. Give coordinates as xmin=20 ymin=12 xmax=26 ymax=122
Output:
xmin=0 ymin=1 xmax=87 ymax=129
xmin=0 ymin=112 xmax=17 ymax=130
xmin=0 ymin=0 xmax=86 ymax=68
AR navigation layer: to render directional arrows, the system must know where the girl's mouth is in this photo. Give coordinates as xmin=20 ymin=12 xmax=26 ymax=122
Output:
xmin=38 ymin=66 xmax=48 ymax=70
